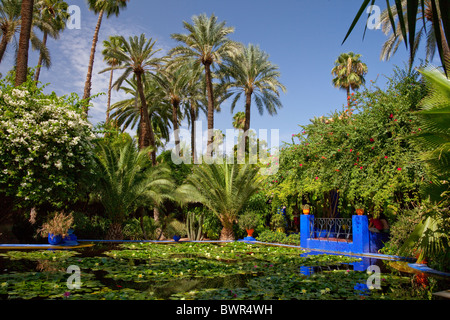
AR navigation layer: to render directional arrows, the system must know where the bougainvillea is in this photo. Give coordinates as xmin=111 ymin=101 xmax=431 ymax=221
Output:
xmin=262 ymin=67 xmax=431 ymax=218
xmin=0 ymin=73 xmax=96 ymax=208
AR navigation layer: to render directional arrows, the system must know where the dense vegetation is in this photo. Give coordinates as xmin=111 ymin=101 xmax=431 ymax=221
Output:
xmin=0 ymin=1 xmax=448 ymax=276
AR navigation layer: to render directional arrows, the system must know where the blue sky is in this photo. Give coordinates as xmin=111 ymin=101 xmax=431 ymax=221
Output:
xmin=0 ymin=0 xmax=433 ymax=147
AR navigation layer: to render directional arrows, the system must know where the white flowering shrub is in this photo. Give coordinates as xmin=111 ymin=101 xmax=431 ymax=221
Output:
xmin=0 ymin=75 xmax=96 ymax=208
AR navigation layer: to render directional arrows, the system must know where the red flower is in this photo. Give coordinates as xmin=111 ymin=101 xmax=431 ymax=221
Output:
xmin=299 ymin=164 xmax=303 ymax=167
xmin=360 ymin=167 xmax=363 ymax=170
xmin=350 ymin=149 xmax=353 ymax=152
xmin=370 ymin=138 xmax=374 ymax=142
xmin=385 ymin=156 xmax=388 ymax=159
xmin=397 ymin=168 xmax=402 ymax=171
xmin=390 ymin=114 xmax=394 ymax=119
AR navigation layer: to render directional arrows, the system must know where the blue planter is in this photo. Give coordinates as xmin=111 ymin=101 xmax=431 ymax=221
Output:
xmin=48 ymin=234 xmax=62 ymax=245
xmin=173 ymin=235 xmax=181 ymax=242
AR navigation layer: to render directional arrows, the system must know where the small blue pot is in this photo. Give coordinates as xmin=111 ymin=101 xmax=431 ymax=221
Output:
xmin=173 ymin=235 xmax=181 ymax=242
xmin=48 ymin=234 xmax=63 ymax=245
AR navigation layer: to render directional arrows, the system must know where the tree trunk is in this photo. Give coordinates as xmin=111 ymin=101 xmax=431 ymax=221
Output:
xmin=219 ymin=225 xmax=235 ymax=241
xmin=190 ymin=102 xmax=197 ymax=164
xmin=136 ymin=72 xmax=157 ymax=166
xmin=172 ymin=99 xmax=181 ymax=157
xmin=243 ymin=91 xmax=252 ymax=155
xmin=106 ymin=223 xmax=123 ymax=240
xmin=204 ymin=63 xmax=215 ymax=157
xmin=219 ymin=215 xmax=235 ymax=241
xmin=0 ymin=32 xmax=10 ymax=64
xmin=106 ymin=68 xmax=114 ymax=124
xmin=82 ymin=9 xmax=104 ymax=117
xmin=34 ymin=31 xmax=48 ymax=82
xmin=15 ymin=0 xmax=34 ymax=87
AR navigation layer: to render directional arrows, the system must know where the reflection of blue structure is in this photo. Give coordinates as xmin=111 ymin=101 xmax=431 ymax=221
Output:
xmin=300 ymin=215 xmax=389 ymax=254
xmin=299 ymin=251 xmax=381 ymax=276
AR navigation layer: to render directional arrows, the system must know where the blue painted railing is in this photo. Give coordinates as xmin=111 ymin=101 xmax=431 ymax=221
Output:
xmin=300 ymin=215 xmax=389 ymax=254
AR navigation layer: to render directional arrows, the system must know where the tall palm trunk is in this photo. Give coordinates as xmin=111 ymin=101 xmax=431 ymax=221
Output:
xmin=172 ymin=98 xmax=181 ymax=157
xmin=190 ymin=102 xmax=197 ymax=164
xmin=135 ymin=72 xmax=157 ymax=166
xmin=204 ymin=62 xmax=215 ymax=157
xmin=243 ymin=91 xmax=252 ymax=154
xmin=15 ymin=0 xmax=34 ymax=87
xmin=82 ymin=9 xmax=104 ymax=117
xmin=106 ymin=68 xmax=114 ymax=124
xmin=34 ymin=31 xmax=47 ymax=82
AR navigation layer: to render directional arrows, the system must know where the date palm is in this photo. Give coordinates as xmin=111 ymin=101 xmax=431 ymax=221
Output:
xmin=154 ymin=63 xmax=192 ymax=157
xmin=331 ymin=52 xmax=368 ymax=110
xmin=110 ymin=76 xmax=172 ymax=148
xmin=102 ymin=34 xmax=162 ymax=166
xmin=220 ymin=44 xmax=286 ymax=152
xmin=94 ymin=139 xmax=175 ymax=240
xmin=178 ymin=161 xmax=261 ymax=240
xmin=0 ymin=0 xmax=50 ymax=68
xmin=33 ymin=0 xmax=69 ymax=82
xmin=0 ymin=0 xmax=22 ymax=64
xmin=82 ymin=0 xmax=129 ymax=117
xmin=170 ymin=13 xmax=239 ymax=157
xmin=101 ymin=35 xmax=124 ymax=124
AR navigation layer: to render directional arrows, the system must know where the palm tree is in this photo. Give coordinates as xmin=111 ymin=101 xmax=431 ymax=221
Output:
xmin=101 ymin=35 xmax=123 ymax=124
xmin=178 ymin=161 xmax=261 ymax=240
xmin=82 ymin=0 xmax=129 ymax=117
xmin=331 ymin=52 xmax=368 ymax=110
xmin=232 ymin=112 xmax=245 ymax=130
xmin=0 ymin=0 xmax=51 ymax=68
xmin=110 ymin=76 xmax=172 ymax=148
xmin=94 ymin=139 xmax=175 ymax=240
xmin=33 ymin=0 xmax=69 ymax=82
xmin=170 ymin=13 xmax=239 ymax=157
xmin=379 ymin=0 xmax=450 ymax=68
xmin=343 ymin=0 xmax=450 ymax=75
xmin=15 ymin=0 xmax=34 ymax=86
xmin=0 ymin=0 xmax=21 ymax=64
xmin=220 ymin=44 xmax=286 ymax=152
xmin=154 ymin=63 xmax=192 ymax=157
xmin=102 ymin=34 xmax=162 ymax=166
xmin=413 ymin=67 xmax=450 ymax=181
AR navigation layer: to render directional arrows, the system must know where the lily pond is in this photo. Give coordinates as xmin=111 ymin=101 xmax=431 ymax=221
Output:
xmin=0 ymin=242 xmax=448 ymax=300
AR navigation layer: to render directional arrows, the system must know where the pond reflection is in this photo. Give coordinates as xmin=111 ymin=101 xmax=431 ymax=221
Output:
xmin=299 ymin=250 xmax=388 ymax=276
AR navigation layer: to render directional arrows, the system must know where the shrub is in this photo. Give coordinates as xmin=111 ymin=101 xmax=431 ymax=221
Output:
xmin=0 ymin=72 xmax=96 ymax=209
xmin=256 ymin=229 xmax=300 ymax=246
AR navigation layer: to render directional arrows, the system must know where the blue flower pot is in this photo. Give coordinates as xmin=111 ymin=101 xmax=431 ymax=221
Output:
xmin=173 ymin=235 xmax=181 ymax=242
xmin=48 ymin=234 xmax=63 ymax=245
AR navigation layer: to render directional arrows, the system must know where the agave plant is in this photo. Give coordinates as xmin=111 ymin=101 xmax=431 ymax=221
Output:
xmin=93 ymin=139 xmax=175 ymax=239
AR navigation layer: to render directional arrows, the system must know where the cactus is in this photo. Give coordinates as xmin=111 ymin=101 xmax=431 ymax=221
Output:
xmin=186 ymin=211 xmax=204 ymax=241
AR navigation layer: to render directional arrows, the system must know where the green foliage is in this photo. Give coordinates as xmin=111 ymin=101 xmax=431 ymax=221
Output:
xmin=178 ymin=161 xmax=261 ymax=240
xmin=256 ymin=230 xmax=300 ymax=246
xmin=262 ymin=66 xmax=430 ymax=218
xmin=93 ymin=138 xmax=174 ymax=224
xmin=123 ymin=216 xmax=158 ymax=240
xmin=0 ymin=71 xmax=95 ymax=208
xmin=0 ymin=242 xmax=438 ymax=300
